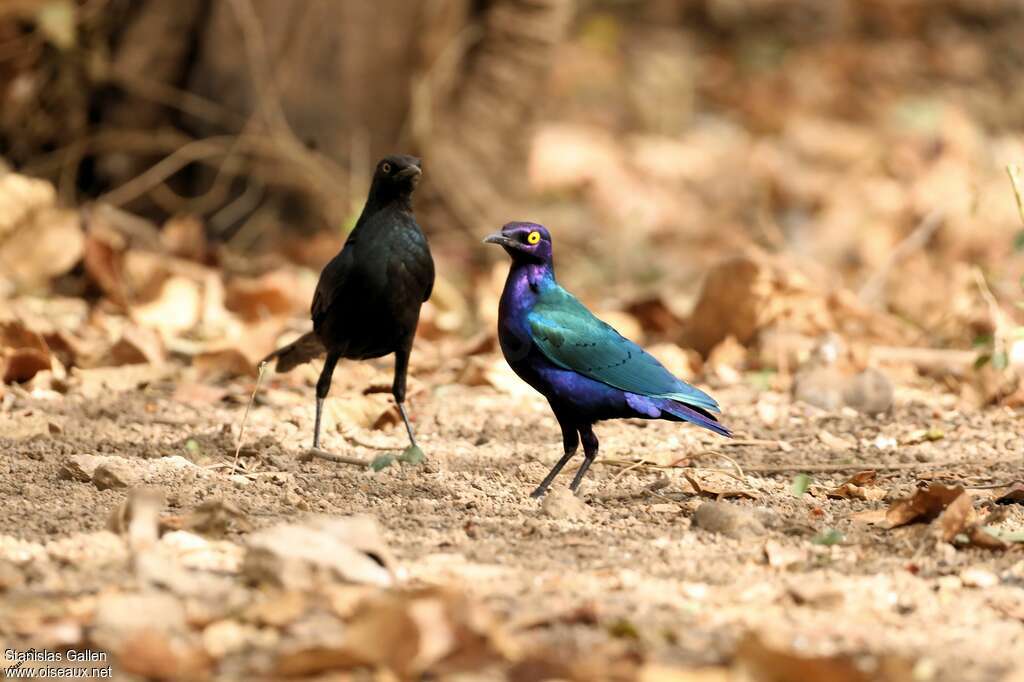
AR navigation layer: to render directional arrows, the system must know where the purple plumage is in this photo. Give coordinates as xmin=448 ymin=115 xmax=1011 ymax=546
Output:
xmin=484 ymin=221 xmax=730 ymax=498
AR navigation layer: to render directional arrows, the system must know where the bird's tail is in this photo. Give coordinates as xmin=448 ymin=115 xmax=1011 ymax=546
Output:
xmin=261 ymin=331 xmax=326 ymax=372
xmin=660 ymin=399 xmax=732 ymax=438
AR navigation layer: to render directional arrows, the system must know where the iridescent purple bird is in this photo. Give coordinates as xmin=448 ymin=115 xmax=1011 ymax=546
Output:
xmin=484 ymin=222 xmax=730 ymax=498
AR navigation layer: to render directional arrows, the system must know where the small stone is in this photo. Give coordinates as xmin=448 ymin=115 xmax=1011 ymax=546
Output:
xmin=92 ymin=459 xmax=141 ymax=490
xmin=540 ymin=486 xmax=590 ymax=520
xmin=243 ymin=515 xmax=395 ymax=590
xmin=0 ymin=559 xmax=25 ymax=590
xmin=793 ymin=367 xmax=846 ymax=411
xmin=693 ymin=501 xmax=765 ymax=539
xmin=59 ymin=454 xmax=103 ymax=482
xmin=202 ymin=619 xmax=258 ymax=658
xmin=0 ymin=535 xmax=48 ymax=565
xmin=960 ymin=567 xmax=999 ymax=589
xmin=92 ymin=591 xmax=187 ymax=641
xmin=842 ymin=368 xmax=894 ymax=415
xmin=45 ymin=531 xmax=128 ymax=567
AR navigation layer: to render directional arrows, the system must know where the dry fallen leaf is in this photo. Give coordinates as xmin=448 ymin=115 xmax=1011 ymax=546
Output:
xmin=736 ymin=632 xmax=914 ymax=682
xmin=243 ymin=515 xmax=396 ymax=590
xmin=83 ymin=226 xmax=129 ymax=307
xmin=764 ymin=540 xmax=807 ymax=568
xmin=626 ymin=296 xmax=687 ymax=339
xmin=993 ymin=483 xmax=1024 ymax=505
xmin=161 ymin=215 xmax=208 ymax=262
xmin=132 ymin=276 xmax=203 ymax=335
xmin=818 ymin=430 xmax=855 ymax=451
xmin=637 ymin=664 xmax=732 ymax=682
xmin=0 ymin=319 xmax=52 ymax=383
xmin=934 ymin=491 xmax=975 ymax=542
xmin=102 ymin=325 xmax=165 ymax=367
xmin=225 ymin=270 xmax=302 ymax=321
xmin=966 ymin=526 xmax=1007 ymax=551
xmin=827 ymin=470 xmax=886 ymax=501
xmin=647 ymin=343 xmax=700 ymax=381
xmin=0 ymin=208 xmax=83 ymax=290
xmin=885 ymin=483 xmax=964 ymax=529
xmin=849 ymin=508 xmax=889 ymax=525
xmin=706 ymin=335 xmax=746 ymax=384
xmin=684 ymin=471 xmax=757 ymax=500
xmin=160 ymin=499 xmax=249 ymax=538
xmin=192 ymin=348 xmax=258 ymax=380
xmin=273 ymin=587 xmax=504 ymax=679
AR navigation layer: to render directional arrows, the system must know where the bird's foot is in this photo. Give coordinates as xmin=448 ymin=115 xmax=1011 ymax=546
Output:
xmin=302 ymin=446 xmax=369 ymax=467
xmin=398 ymin=443 xmax=425 ymax=465
xmin=369 ymin=444 xmax=425 ymax=472
xmin=529 ymin=484 xmax=549 ymax=499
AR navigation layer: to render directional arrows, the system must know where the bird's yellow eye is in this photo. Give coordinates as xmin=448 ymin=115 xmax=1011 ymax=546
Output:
xmin=382 ymin=162 xmax=392 ymax=174
xmin=527 ymin=231 xmax=541 ymax=245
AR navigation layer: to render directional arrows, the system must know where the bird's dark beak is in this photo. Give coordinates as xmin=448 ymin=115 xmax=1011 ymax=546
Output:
xmin=483 ymin=232 xmax=516 ymax=249
xmin=396 ymin=165 xmax=422 ymax=179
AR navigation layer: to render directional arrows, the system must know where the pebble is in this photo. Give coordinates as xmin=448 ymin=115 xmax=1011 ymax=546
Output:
xmin=693 ymin=501 xmax=765 ymax=539
xmin=960 ymin=567 xmax=999 ymax=589
xmin=540 ymin=486 xmax=590 ymax=520
xmin=92 ymin=459 xmax=141 ymax=490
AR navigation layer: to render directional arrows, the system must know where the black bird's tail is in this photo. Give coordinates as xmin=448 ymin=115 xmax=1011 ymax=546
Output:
xmin=262 ymin=331 xmax=326 ymax=372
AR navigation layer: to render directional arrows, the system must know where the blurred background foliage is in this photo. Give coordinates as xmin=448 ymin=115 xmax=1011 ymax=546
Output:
xmin=2 ymin=0 xmax=1024 ymax=388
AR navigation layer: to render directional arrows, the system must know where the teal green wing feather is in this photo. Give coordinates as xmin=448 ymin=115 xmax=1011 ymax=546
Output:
xmin=527 ymin=287 xmax=720 ymax=413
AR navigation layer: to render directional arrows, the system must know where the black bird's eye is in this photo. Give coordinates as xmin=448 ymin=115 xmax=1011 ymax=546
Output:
xmin=382 ymin=162 xmax=392 ymax=174
xmin=526 ymin=231 xmax=541 ymax=245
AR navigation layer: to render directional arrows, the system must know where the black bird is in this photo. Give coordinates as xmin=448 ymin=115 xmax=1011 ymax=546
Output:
xmin=264 ymin=155 xmax=435 ymax=457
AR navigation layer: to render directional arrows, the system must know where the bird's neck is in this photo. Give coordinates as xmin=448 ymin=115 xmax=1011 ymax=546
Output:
xmin=505 ymin=259 xmax=555 ymax=299
xmin=364 ymin=189 xmax=414 ymax=215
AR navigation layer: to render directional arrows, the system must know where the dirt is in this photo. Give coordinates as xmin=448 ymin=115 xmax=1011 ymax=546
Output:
xmin=2 ymin=358 xmax=1023 ymax=681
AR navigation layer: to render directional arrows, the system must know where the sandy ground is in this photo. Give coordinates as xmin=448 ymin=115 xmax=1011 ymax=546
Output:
xmin=1 ymin=356 xmax=1024 ymax=681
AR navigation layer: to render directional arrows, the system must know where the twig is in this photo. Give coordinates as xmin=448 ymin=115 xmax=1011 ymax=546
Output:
xmin=720 ymin=438 xmax=785 ymax=448
xmin=694 ymin=450 xmax=746 ymax=480
xmin=973 ymin=267 xmax=1008 ymax=366
xmin=341 ymin=431 xmax=404 ymax=451
xmin=1007 ymin=165 xmax=1024 ymax=226
xmin=303 ymin=447 xmax=371 ymax=467
xmin=610 ymin=458 xmax=650 ymax=483
xmin=963 ymin=479 xmax=1022 ymax=490
xmin=859 ymin=209 xmax=944 ymax=305
xmin=742 ymin=461 xmax=950 ymax=474
xmin=110 ymin=71 xmax=244 ymax=129
xmin=231 ymin=361 xmax=267 ymax=475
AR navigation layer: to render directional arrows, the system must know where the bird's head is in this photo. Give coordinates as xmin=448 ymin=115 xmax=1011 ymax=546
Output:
xmin=483 ymin=222 xmax=553 ymax=264
xmin=369 ymin=154 xmax=422 ymax=201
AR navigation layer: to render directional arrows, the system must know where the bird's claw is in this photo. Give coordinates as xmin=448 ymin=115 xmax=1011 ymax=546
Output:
xmin=397 ymin=444 xmax=425 ymax=465
xmin=370 ymin=444 xmax=425 ymax=472
xmin=370 ymin=454 xmax=396 ymax=471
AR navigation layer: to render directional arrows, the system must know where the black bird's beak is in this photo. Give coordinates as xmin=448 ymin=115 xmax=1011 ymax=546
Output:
xmin=483 ymin=232 xmax=516 ymax=249
xmin=396 ymin=165 xmax=422 ymax=179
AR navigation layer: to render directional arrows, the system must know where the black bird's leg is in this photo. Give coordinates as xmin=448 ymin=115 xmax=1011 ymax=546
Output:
xmin=569 ymin=424 xmax=599 ymax=493
xmin=312 ymin=352 xmax=340 ymax=449
xmin=392 ymin=345 xmax=417 ymax=448
xmin=530 ymin=416 xmax=580 ymax=498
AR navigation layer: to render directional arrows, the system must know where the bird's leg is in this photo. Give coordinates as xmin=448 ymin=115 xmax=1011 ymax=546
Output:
xmin=392 ymin=346 xmax=424 ymax=464
xmin=392 ymin=346 xmax=415 ymax=446
xmin=569 ymin=425 xmax=599 ymax=493
xmin=530 ymin=417 xmax=580 ymax=498
xmin=312 ymin=352 xmax=340 ymax=450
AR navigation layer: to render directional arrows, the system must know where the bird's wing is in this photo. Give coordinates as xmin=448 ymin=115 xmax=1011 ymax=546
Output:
xmin=527 ymin=287 xmax=720 ymax=413
xmin=392 ymin=226 xmax=434 ymax=302
xmin=311 ymin=245 xmax=355 ymax=332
